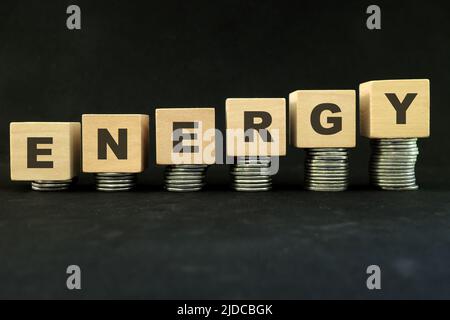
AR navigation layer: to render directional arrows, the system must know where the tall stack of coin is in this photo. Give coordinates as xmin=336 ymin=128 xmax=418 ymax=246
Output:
xmin=95 ymin=173 xmax=137 ymax=192
xmin=231 ymin=156 xmax=272 ymax=191
xmin=369 ymin=138 xmax=419 ymax=190
xmin=304 ymin=148 xmax=349 ymax=191
xmin=164 ymin=165 xmax=208 ymax=192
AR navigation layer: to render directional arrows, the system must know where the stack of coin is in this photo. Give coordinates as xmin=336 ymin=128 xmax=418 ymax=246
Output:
xmin=164 ymin=165 xmax=208 ymax=192
xmin=31 ymin=179 xmax=73 ymax=191
xmin=304 ymin=148 xmax=349 ymax=191
xmin=370 ymin=138 xmax=419 ymax=190
xmin=95 ymin=173 xmax=137 ymax=192
xmin=231 ymin=156 xmax=272 ymax=192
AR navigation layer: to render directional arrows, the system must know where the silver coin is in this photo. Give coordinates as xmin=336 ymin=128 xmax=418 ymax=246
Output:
xmin=370 ymin=138 xmax=419 ymax=191
xmin=95 ymin=173 xmax=136 ymax=191
xmin=165 ymin=187 xmax=203 ymax=192
xmin=31 ymin=179 xmax=73 ymax=191
xmin=164 ymin=164 xmax=208 ymax=192
xmin=304 ymin=148 xmax=350 ymax=192
xmin=233 ymin=186 xmax=272 ymax=192
xmin=377 ymin=185 xmax=419 ymax=191
xmin=231 ymin=156 xmax=274 ymax=191
xmin=165 ymin=184 xmax=205 ymax=189
xmin=97 ymin=187 xmax=134 ymax=192
xmin=306 ymin=185 xmax=348 ymax=192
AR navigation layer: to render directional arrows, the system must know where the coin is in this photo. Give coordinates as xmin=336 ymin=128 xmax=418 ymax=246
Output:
xmin=231 ymin=157 xmax=273 ymax=192
xmin=304 ymin=148 xmax=349 ymax=192
xmin=95 ymin=173 xmax=137 ymax=191
xmin=370 ymin=138 xmax=419 ymax=191
xmin=164 ymin=165 xmax=208 ymax=192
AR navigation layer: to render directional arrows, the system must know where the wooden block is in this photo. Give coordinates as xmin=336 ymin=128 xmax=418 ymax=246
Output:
xmin=359 ymin=79 xmax=430 ymax=138
xmin=289 ymin=90 xmax=356 ymax=148
xmin=226 ymin=98 xmax=286 ymax=156
xmin=10 ymin=122 xmax=81 ymax=181
xmin=155 ymin=108 xmax=215 ymax=165
xmin=82 ymin=114 xmax=149 ymax=173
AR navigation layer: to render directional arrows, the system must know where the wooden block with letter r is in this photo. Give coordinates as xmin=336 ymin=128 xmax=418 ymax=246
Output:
xmin=82 ymin=114 xmax=149 ymax=173
xmin=359 ymin=79 xmax=430 ymax=138
xmin=10 ymin=122 xmax=81 ymax=181
xmin=289 ymin=90 xmax=356 ymax=148
xmin=155 ymin=108 xmax=215 ymax=165
xmin=226 ymin=98 xmax=286 ymax=157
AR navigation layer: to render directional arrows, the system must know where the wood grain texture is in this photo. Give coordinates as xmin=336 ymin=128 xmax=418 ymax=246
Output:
xmin=226 ymin=98 xmax=286 ymax=156
xmin=155 ymin=108 xmax=215 ymax=165
xmin=289 ymin=90 xmax=356 ymax=148
xmin=10 ymin=122 xmax=81 ymax=181
xmin=359 ymin=79 xmax=430 ymax=138
xmin=82 ymin=114 xmax=149 ymax=173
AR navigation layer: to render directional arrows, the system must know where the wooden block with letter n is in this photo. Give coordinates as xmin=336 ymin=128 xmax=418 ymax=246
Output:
xmin=225 ymin=98 xmax=286 ymax=157
xmin=155 ymin=108 xmax=215 ymax=165
xmin=289 ymin=90 xmax=356 ymax=148
xmin=10 ymin=122 xmax=81 ymax=189
xmin=82 ymin=114 xmax=149 ymax=173
xmin=359 ymin=79 xmax=430 ymax=138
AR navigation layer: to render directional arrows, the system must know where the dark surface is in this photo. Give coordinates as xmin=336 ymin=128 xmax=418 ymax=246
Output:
xmin=0 ymin=0 xmax=450 ymax=299
xmin=1 ymin=161 xmax=450 ymax=299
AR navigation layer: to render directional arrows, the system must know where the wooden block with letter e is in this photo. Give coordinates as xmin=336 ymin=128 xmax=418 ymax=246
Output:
xmin=10 ymin=122 xmax=81 ymax=181
xmin=359 ymin=79 xmax=430 ymax=138
xmin=82 ymin=114 xmax=149 ymax=173
xmin=155 ymin=108 xmax=215 ymax=165
xmin=226 ymin=98 xmax=286 ymax=156
xmin=289 ymin=90 xmax=356 ymax=148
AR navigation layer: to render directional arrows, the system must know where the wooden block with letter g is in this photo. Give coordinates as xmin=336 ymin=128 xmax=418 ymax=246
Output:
xmin=10 ymin=122 xmax=81 ymax=181
xmin=289 ymin=90 xmax=356 ymax=148
xmin=82 ymin=114 xmax=149 ymax=173
xmin=359 ymin=79 xmax=430 ymax=138
xmin=155 ymin=108 xmax=216 ymax=165
xmin=226 ymin=98 xmax=286 ymax=156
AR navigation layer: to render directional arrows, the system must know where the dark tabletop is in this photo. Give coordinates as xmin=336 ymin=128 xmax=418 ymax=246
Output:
xmin=1 ymin=160 xmax=449 ymax=299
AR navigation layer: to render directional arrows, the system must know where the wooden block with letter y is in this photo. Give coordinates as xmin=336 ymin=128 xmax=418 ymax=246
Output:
xmin=289 ymin=90 xmax=356 ymax=148
xmin=226 ymin=98 xmax=286 ymax=156
xmin=155 ymin=108 xmax=215 ymax=165
xmin=82 ymin=114 xmax=149 ymax=173
xmin=359 ymin=79 xmax=430 ymax=138
xmin=10 ymin=122 xmax=81 ymax=181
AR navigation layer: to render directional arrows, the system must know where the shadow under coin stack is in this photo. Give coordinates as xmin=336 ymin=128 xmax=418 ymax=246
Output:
xmin=231 ymin=156 xmax=272 ymax=192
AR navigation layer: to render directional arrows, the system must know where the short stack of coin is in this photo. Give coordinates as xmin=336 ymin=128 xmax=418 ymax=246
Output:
xmin=95 ymin=173 xmax=137 ymax=191
xmin=164 ymin=165 xmax=208 ymax=192
xmin=370 ymin=138 xmax=419 ymax=190
xmin=304 ymin=148 xmax=349 ymax=191
xmin=231 ymin=156 xmax=272 ymax=191
xmin=31 ymin=179 xmax=74 ymax=191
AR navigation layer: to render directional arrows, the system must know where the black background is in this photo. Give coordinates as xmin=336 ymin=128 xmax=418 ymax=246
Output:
xmin=0 ymin=0 xmax=449 ymax=299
